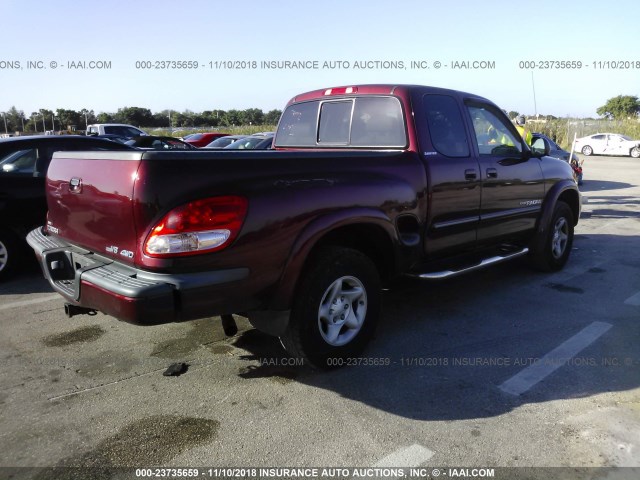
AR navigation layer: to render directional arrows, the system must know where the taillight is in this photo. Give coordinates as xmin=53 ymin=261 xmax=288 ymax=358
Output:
xmin=144 ymin=196 xmax=248 ymax=257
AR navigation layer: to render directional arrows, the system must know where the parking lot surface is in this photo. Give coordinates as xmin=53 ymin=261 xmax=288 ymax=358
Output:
xmin=1 ymin=155 xmax=638 ymax=477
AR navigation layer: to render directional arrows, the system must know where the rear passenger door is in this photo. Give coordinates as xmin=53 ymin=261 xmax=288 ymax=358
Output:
xmin=465 ymin=102 xmax=545 ymax=243
xmin=420 ymin=94 xmax=481 ymax=257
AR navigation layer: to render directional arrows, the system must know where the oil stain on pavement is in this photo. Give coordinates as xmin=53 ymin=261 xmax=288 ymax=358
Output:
xmin=36 ymin=415 xmax=219 ymax=478
xmin=42 ymin=325 xmax=106 ymax=347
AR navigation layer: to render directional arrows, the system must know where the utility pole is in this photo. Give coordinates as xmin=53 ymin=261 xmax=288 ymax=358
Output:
xmin=531 ymin=71 xmax=538 ymax=118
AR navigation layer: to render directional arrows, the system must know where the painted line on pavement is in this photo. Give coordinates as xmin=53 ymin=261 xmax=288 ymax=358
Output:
xmin=373 ymin=444 xmax=434 ymax=468
xmin=0 ymin=294 xmax=60 ymax=311
xmin=499 ymin=321 xmax=612 ymax=396
xmin=624 ymin=291 xmax=640 ymax=306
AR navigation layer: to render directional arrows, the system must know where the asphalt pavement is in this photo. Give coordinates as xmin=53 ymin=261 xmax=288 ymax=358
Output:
xmin=0 ymin=154 xmax=638 ymax=479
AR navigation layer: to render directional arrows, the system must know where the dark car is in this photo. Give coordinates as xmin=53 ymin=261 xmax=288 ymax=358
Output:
xmin=183 ymin=133 xmax=230 ymax=148
xmin=125 ymin=136 xmax=196 ymax=150
xmin=95 ymin=134 xmax=130 ymax=144
xmin=0 ymin=135 xmax=134 ymax=280
xmin=223 ymin=133 xmax=274 ymax=150
xmin=201 ymin=135 xmax=248 ymax=149
xmin=532 ymin=133 xmax=583 ymax=185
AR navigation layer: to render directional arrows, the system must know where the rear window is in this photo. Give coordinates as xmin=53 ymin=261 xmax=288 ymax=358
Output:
xmin=275 ymin=96 xmax=406 ymax=148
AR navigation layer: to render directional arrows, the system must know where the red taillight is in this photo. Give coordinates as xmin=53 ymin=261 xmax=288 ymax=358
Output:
xmin=144 ymin=196 xmax=248 ymax=257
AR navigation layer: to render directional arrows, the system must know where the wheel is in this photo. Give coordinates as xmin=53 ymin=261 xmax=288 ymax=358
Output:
xmin=631 ymin=147 xmax=640 ymax=158
xmin=581 ymin=145 xmax=593 ymax=156
xmin=280 ymin=246 xmax=381 ymax=369
xmin=529 ymin=201 xmax=574 ymax=272
xmin=0 ymin=228 xmax=22 ymax=282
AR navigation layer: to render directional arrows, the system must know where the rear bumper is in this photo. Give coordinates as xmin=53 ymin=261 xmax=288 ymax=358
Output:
xmin=27 ymin=228 xmax=250 ymax=325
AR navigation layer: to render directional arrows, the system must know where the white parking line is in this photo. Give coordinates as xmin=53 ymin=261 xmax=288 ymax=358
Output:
xmin=624 ymin=291 xmax=640 ymax=306
xmin=0 ymin=294 xmax=60 ymax=311
xmin=499 ymin=321 xmax=612 ymax=396
xmin=373 ymin=444 xmax=434 ymax=467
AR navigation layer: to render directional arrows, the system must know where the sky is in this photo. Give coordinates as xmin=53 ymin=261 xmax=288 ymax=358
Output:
xmin=1 ymin=0 xmax=639 ymax=119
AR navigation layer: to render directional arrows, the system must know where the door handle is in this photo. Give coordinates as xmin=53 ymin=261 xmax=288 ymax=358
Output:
xmin=486 ymin=168 xmax=498 ymax=178
xmin=464 ymin=169 xmax=477 ymax=180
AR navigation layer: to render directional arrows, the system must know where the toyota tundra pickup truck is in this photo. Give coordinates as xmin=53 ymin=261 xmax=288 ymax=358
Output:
xmin=28 ymin=85 xmax=580 ymax=368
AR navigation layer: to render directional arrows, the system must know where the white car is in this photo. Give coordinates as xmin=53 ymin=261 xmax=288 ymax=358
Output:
xmin=574 ymin=133 xmax=640 ymax=158
xmin=86 ymin=123 xmax=148 ymax=139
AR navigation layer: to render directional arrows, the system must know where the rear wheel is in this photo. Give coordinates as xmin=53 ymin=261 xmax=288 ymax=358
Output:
xmin=0 ymin=229 xmax=21 ymax=282
xmin=280 ymin=247 xmax=381 ymax=369
xmin=529 ymin=201 xmax=574 ymax=272
xmin=631 ymin=147 xmax=640 ymax=158
xmin=581 ymin=145 xmax=593 ymax=156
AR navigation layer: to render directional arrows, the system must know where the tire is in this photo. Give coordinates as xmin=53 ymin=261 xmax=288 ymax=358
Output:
xmin=529 ymin=201 xmax=574 ymax=272
xmin=631 ymin=147 xmax=640 ymax=158
xmin=581 ymin=145 xmax=593 ymax=156
xmin=0 ymin=228 xmax=22 ymax=282
xmin=280 ymin=246 xmax=381 ymax=369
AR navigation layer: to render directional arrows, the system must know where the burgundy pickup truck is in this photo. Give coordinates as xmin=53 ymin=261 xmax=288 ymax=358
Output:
xmin=28 ymin=85 xmax=580 ymax=368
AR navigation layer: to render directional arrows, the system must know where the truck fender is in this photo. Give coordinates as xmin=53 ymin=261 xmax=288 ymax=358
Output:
xmin=531 ymin=180 xmax=580 ymax=253
xmin=269 ymin=207 xmax=397 ymax=312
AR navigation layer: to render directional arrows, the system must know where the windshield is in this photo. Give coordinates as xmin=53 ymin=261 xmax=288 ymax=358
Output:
xmin=224 ymin=136 xmax=270 ymax=149
xmin=206 ymin=136 xmax=245 ymax=148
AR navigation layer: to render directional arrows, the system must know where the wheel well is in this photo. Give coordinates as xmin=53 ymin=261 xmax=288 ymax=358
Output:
xmin=558 ymin=189 xmax=580 ymax=225
xmin=310 ymin=224 xmax=395 ymax=281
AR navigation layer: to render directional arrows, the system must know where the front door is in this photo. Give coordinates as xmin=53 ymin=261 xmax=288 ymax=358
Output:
xmin=465 ymin=103 xmax=545 ymax=244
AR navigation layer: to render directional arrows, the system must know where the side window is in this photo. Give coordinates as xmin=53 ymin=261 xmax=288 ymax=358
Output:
xmin=424 ymin=94 xmax=470 ymax=157
xmin=467 ymin=105 xmax=522 ymax=156
xmin=592 ymin=134 xmax=605 ymax=140
xmin=0 ymin=148 xmax=38 ymax=175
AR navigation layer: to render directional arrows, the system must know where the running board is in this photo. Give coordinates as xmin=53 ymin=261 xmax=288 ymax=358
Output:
xmin=408 ymin=247 xmax=529 ymax=280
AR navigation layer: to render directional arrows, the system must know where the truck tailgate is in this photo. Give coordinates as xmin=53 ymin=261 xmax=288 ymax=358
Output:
xmin=45 ymin=150 xmax=143 ymax=265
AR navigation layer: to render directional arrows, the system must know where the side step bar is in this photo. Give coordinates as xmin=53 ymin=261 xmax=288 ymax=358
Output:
xmin=408 ymin=247 xmax=529 ymax=280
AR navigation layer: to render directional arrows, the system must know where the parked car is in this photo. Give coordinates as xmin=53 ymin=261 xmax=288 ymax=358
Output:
xmin=0 ymin=135 xmax=134 ymax=280
xmin=95 ymin=134 xmax=130 ymax=144
xmin=531 ymin=133 xmax=583 ymax=185
xmin=224 ymin=133 xmax=274 ymax=150
xmin=183 ymin=133 xmax=230 ymax=148
xmin=125 ymin=135 xmax=196 ymax=150
xmin=86 ymin=124 xmax=148 ymax=138
xmin=28 ymin=84 xmax=580 ymax=368
xmin=574 ymin=133 xmax=640 ymax=158
xmin=201 ymin=135 xmax=248 ymax=149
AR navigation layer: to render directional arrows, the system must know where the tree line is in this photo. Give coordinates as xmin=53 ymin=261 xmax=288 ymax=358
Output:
xmin=1 ymin=95 xmax=638 ymax=135
xmin=0 ymin=106 xmax=283 ymax=134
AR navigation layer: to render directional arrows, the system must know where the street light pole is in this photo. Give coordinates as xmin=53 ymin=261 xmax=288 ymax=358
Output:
xmin=41 ymin=113 xmax=45 ymax=132
xmin=1 ymin=112 xmax=7 ymax=134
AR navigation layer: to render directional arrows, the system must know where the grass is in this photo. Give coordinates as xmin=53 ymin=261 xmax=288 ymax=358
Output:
xmin=147 ymin=125 xmax=278 ymax=138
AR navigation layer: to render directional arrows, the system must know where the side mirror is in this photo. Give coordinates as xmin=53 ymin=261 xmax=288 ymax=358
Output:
xmin=531 ymin=138 xmax=550 ymax=157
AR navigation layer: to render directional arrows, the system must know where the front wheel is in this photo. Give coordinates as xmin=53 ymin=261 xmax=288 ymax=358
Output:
xmin=528 ymin=201 xmax=574 ymax=272
xmin=631 ymin=147 xmax=640 ymax=158
xmin=280 ymin=247 xmax=381 ymax=369
xmin=581 ymin=145 xmax=593 ymax=156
